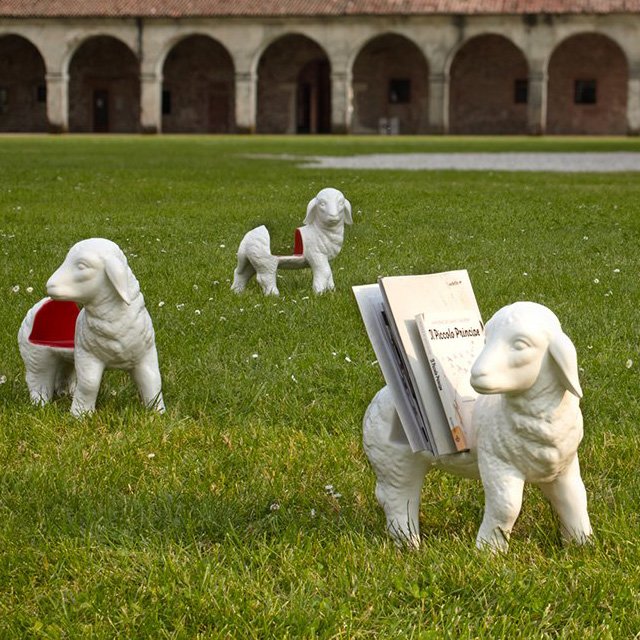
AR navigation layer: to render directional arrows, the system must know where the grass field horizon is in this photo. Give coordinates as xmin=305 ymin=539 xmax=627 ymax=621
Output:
xmin=1 ymin=135 xmax=640 ymax=638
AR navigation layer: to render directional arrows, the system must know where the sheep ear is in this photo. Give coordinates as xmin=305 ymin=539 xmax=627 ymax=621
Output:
xmin=549 ymin=331 xmax=583 ymax=398
xmin=104 ymin=254 xmax=131 ymax=305
xmin=304 ymin=197 xmax=317 ymax=225
xmin=344 ymin=198 xmax=353 ymax=225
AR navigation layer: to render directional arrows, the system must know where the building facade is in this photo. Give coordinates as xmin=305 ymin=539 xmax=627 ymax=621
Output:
xmin=1 ymin=1 xmax=640 ymax=135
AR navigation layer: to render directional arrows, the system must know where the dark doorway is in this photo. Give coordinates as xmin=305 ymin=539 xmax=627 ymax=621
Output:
xmin=93 ymin=89 xmax=109 ymax=132
xmin=296 ymin=60 xmax=330 ymax=134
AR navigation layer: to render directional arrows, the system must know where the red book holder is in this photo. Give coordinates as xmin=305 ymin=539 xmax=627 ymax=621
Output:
xmin=294 ymin=228 xmax=303 ymax=255
xmin=28 ymin=299 xmax=80 ymax=348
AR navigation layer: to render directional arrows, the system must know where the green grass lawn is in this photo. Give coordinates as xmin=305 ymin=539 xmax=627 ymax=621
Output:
xmin=1 ymin=135 xmax=640 ymax=638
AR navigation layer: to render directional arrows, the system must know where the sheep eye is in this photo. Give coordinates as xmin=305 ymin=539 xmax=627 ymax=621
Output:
xmin=76 ymin=261 xmax=90 ymax=270
xmin=512 ymin=339 xmax=530 ymax=351
xmin=319 ymin=200 xmax=326 ymax=208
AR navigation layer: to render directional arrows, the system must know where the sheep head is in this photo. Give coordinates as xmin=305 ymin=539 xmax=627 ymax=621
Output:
xmin=470 ymin=301 xmax=582 ymax=398
xmin=304 ymin=187 xmax=352 ymax=227
xmin=46 ymin=238 xmax=132 ymax=306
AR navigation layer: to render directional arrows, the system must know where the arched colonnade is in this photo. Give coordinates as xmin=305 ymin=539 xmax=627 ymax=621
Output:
xmin=0 ymin=16 xmax=638 ymax=134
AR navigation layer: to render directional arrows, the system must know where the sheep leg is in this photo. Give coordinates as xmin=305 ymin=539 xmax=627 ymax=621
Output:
xmin=25 ymin=357 xmax=59 ymax=405
xmin=364 ymin=387 xmax=429 ymax=548
xmin=71 ymin=353 xmax=105 ymax=417
xmin=476 ymin=463 xmax=525 ymax=552
xmin=231 ymin=253 xmax=256 ymax=293
xmin=308 ymin=255 xmax=334 ymax=294
xmin=538 ymin=456 xmax=592 ymax=544
xmin=255 ymin=265 xmax=279 ymax=296
xmin=131 ymin=348 xmax=165 ymax=413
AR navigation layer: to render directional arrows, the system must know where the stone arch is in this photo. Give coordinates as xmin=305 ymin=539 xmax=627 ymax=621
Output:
xmin=256 ymin=34 xmax=331 ymax=134
xmin=547 ymin=32 xmax=628 ymax=135
xmin=449 ymin=34 xmax=529 ymax=134
xmin=351 ymin=33 xmax=429 ymax=134
xmin=0 ymin=34 xmax=47 ymax=132
xmin=162 ymin=35 xmax=235 ymax=133
xmin=68 ymin=35 xmax=140 ymax=133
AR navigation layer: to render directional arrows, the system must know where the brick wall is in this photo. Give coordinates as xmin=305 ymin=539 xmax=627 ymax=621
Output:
xmin=352 ymin=34 xmax=429 ymax=134
xmin=449 ymin=34 xmax=528 ymax=135
xmin=68 ymin=36 xmax=140 ymax=133
xmin=547 ymin=33 xmax=628 ymax=135
xmin=162 ymin=35 xmax=235 ymax=133
xmin=0 ymin=35 xmax=47 ymax=132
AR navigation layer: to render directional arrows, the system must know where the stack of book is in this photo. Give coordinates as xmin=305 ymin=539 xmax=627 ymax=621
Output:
xmin=354 ymin=270 xmax=485 ymax=456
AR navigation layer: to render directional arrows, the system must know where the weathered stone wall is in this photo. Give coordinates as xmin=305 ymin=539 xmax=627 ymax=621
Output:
xmin=547 ymin=33 xmax=628 ymax=135
xmin=449 ymin=34 xmax=528 ymax=134
xmin=68 ymin=36 xmax=140 ymax=133
xmin=0 ymin=35 xmax=47 ymax=132
xmin=162 ymin=35 xmax=235 ymax=133
xmin=352 ymin=34 xmax=429 ymax=134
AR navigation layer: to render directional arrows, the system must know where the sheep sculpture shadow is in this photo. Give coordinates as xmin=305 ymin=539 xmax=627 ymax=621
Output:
xmin=231 ymin=187 xmax=352 ymax=296
xmin=363 ymin=301 xmax=592 ymax=552
xmin=18 ymin=238 xmax=165 ymax=417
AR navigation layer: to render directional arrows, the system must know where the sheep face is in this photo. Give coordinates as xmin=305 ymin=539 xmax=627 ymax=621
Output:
xmin=470 ymin=301 xmax=582 ymax=398
xmin=46 ymin=238 xmax=131 ymax=306
xmin=304 ymin=187 xmax=352 ymax=227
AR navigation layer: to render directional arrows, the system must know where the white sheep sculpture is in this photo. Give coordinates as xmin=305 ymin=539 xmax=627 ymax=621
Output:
xmin=363 ymin=301 xmax=592 ymax=552
xmin=231 ymin=187 xmax=352 ymax=296
xmin=18 ymin=238 xmax=165 ymax=417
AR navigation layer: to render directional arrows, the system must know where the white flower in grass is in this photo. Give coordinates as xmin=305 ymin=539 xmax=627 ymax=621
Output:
xmin=325 ymin=484 xmax=342 ymax=499
xmin=11 ymin=285 xmax=19 ymax=293
xmin=193 ymin=284 xmax=199 ymax=291
xmin=147 ymin=452 xmax=156 ymax=459
xmin=219 ymin=244 xmax=226 ymax=249
xmin=613 ymin=269 xmax=621 ymax=274
xmin=626 ymin=359 xmax=633 ymax=369
xmin=194 ymin=309 xmax=201 ymax=316
xmin=26 ymin=286 xmax=33 ymax=293
xmin=0 ymin=375 xmax=6 ymax=385
xmin=158 ymin=301 xmax=165 ymax=307
xmin=593 ymin=278 xmax=600 ymax=284
xmin=310 ymin=508 xmax=316 ymax=518
xmin=213 ymin=281 xmax=219 ymax=286
xmin=344 ymin=356 xmax=352 ymax=363
xmin=270 ymin=502 xmax=280 ymax=512
xmin=523 ymin=272 xmax=528 ymax=276
xmin=251 ymin=353 xmax=259 ymax=359
xmin=583 ymin=236 xmax=589 ymax=240
xmin=176 ymin=303 xmax=185 ymax=310
xmin=219 ymin=316 xmax=227 ymax=322
xmin=291 ymin=374 xmax=297 ymax=383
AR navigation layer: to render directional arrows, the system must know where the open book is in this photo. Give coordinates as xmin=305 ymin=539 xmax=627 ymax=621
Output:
xmin=353 ymin=270 xmax=484 ymax=456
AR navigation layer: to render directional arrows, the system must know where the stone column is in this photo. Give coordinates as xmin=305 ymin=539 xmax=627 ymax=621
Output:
xmin=140 ymin=72 xmax=162 ymax=134
xmin=45 ymin=71 xmax=69 ymax=133
xmin=428 ymin=72 xmax=448 ymax=134
xmin=331 ymin=70 xmax=351 ymax=134
xmin=235 ymin=71 xmax=257 ymax=134
xmin=527 ymin=70 xmax=547 ymax=135
xmin=627 ymin=65 xmax=640 ymax=135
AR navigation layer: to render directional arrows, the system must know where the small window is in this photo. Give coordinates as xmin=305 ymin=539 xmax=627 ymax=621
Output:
xmin=388 ymin=79 xmax=411 ymax=104
xmin=0 ymin=87 xmax=7 ymax=114
xmin=514 ymin=79 xmax=528 ymax=104
xmin=162 ymin=89 xmax=171 ymax=115
xmin=37 ymin=84 xmax=47 ymax=103
xmin=575 ymin=79 xmax=597 ymax=105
